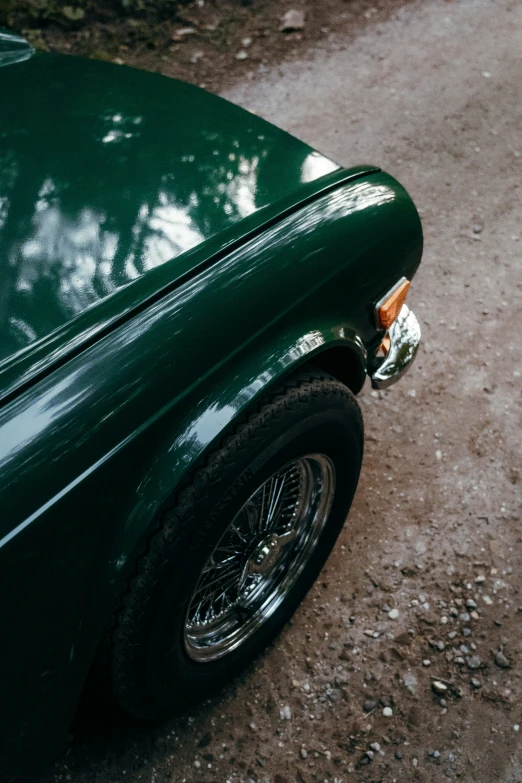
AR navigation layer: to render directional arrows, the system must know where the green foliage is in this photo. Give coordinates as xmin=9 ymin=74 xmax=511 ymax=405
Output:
xmin=1 ymin=0 xmax=192 ymax=29
xmin=1 ymin=0 xmax=88 ymax=27
xmin=120 ymin=0 xmax=177 ymax=9
xmin=61 ymin=5 xmax=85 ymax=21
xmin=22 ymin=28 xmax=50 ymax=50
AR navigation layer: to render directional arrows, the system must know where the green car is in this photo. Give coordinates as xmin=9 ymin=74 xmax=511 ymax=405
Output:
xmin=0 ymin=29 xmax=422 ymax=782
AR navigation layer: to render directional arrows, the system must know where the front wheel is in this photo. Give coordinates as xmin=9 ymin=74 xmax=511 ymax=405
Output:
xmin=105 ymin=369 xmax=364 ymax=718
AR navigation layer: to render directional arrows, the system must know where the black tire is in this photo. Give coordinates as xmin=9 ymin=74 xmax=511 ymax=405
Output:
xmin=105 ymin=368 xmax=364 ymax=718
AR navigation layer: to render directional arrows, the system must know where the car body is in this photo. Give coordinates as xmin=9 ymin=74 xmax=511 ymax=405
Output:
xmin=0 ymin=29 xmax=422 ymax=781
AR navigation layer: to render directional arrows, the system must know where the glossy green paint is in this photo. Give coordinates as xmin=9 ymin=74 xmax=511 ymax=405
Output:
xmin=0 ymin=49 xmax=423 ymax=783
xmin=0 ymin=50 xmax=355 ymax=399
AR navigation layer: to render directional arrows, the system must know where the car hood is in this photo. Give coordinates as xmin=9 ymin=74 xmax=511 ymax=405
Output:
xmin=0 ymin=49 xmax=344 ymax=382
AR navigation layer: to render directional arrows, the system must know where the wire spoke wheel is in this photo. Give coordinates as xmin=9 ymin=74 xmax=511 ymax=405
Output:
xmin=106 ymin=370 xmax=363 ymax=718
xmin=184 ymin=454 xmax=336 ymax=661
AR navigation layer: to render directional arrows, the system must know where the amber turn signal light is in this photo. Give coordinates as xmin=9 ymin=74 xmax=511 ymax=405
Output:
xmin=375 ymin=277 xmax=410 ymax=330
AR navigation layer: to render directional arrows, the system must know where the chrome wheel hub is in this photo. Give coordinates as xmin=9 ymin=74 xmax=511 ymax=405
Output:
xmin=184 ymin=454 xmax=335 ymax=662
xmin=246 ymin=530 xmax=296 ymax=576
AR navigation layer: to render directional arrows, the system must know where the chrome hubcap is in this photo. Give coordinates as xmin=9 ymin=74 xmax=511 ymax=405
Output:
xmin=184 ymin=454 xmax=335 ymax=662
xmin=246 ymin=530 xmax=296 ymax=576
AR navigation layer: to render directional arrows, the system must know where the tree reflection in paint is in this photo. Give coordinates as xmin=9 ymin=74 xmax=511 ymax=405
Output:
xmin=0 ymin=54 xmax=337 ymax=364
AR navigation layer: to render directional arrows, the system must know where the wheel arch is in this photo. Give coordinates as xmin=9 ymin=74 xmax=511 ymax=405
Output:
xmin=114 ymin=322 xmax=367 ymax=583
xmin=307 ymin=343 xmax=366 ymax=395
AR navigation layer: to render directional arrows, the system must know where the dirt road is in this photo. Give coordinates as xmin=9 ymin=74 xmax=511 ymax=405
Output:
xmin=49 ymin=0 xmax=521 ymax=780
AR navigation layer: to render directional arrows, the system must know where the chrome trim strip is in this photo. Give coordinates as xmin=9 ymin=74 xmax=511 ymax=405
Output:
xmin=370 ymin=305 xmax=421 ymax=389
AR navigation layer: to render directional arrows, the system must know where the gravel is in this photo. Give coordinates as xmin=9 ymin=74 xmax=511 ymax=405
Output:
xmin=494 ymin=651 xmax=511 ymax=669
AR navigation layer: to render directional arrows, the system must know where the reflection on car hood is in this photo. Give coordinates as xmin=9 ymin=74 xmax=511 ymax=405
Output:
xmin=0 ymin=52 xmax=339 ymax=371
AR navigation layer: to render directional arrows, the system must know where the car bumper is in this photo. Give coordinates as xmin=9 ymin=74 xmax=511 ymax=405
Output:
xmin=369 ymin=305 xmax=421 ymax=389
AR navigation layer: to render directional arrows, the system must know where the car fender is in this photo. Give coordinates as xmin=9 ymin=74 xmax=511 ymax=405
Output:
xmin=117 ymin=318 xmax=367 ymax=571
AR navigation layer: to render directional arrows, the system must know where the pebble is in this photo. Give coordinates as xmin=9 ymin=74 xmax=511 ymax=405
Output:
xmin=364 ymin=700 xmax=377 ymax=713
xmin=432 ymin=681 xmax=448 ymax=694
xmin=514 ymin=725 xmax=520 ymax=732
xmin=483 ymin=595 xmax=493 ymax=605
xmin=280 ymin=8 xmax=306 ymax=31
xmin=388 ymin=608 xmax=399 ymax=619
xmin=466 ymin=598 xmax=477 ymax=609
xmin=382 ymin=707 xmax=393 ymax=717
xmin=448 ymin=631 xmax=457 ymax=640
xmin=466 ymin=655 xmax=481 ymax=670
xmin=235 ymin=50 xmax=249 ymax=60
xmin=403 ymin=672 xmax=418 ymax=695
xmin=459 ymin=612 xmax=471 ymax=622
xmin=471 ymin=678 xmax=482 ymax=689
xmin=280 ymin=705 xmax=292 ymax=720
xmin=475 ymin=575 xmax=486 ymax=583
xmin=395 ymin=750 xmax=404 ymax=760
xmin=494 ymin=650 xmax=510 ymax=669
xmin=463 ymin=628 xmax=472 ymax=637
xmin=470 ymin=611 xmax=479 ymax=620
xmin=370 ymin=742 xmax=381 ymax=752
xmin=300 ymin=748 xmax=308 ymax=759
xmin=423 ymin=659 xmax=432 ymax=666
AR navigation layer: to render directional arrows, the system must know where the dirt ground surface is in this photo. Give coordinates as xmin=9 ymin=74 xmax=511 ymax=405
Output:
xmin=12 ymin=0 xmax=415 ymax=95
xmin=45 ymin=0 xmax=522 ymax=781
